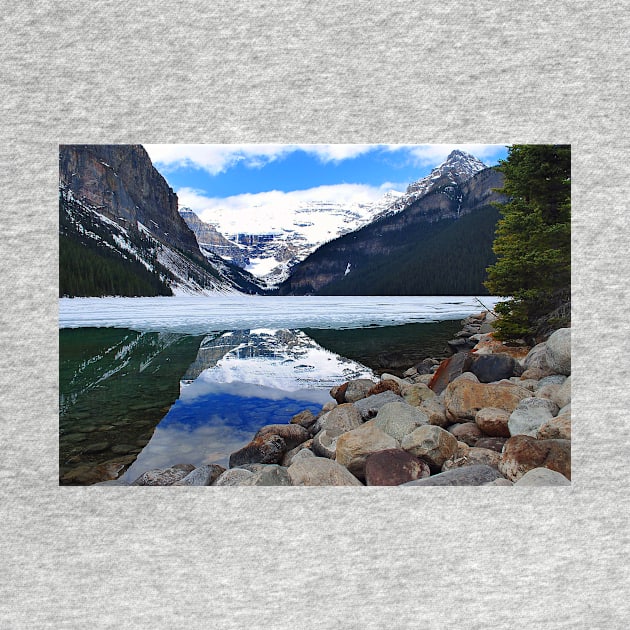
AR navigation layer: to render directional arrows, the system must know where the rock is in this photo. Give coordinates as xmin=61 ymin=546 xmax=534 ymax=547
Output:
xmin=335 ymin=423 xmax=398 ymax=480
xmin=290 ymin=409 xmax=317 ymax=430
xmin=444 ymin=379 xmax=532 ymax=422
xmin=442 ymin=447 xmax=501 ymax=472
xmin=287 ymin=456 xmax=362 ymax=486
xmin=520 ymin=343 xmax=561 ymax=379
xmin=499 ymin=435 xmax=571 ymax=481
xmin=470 ymin=353 xmax=517 ymax=383
xmin=353 ymin=391 xmax=405 ymax=420
xmin=320 ymin=403 xmax=362 ymax=435
xmin=545 ymin=328 xmax=571 ymax=375
xmin=451 ymin=372 xmax=479 ymax=384
xmin=344 ymin=378 xmax=377 ymax=403
xmin=513 ymin=467 xmax=571 ymax=486
xmin=400 ymin=425 xmax=458 ymax=472
xmin=132 ymin=464 xmax=196 ymax=486
xmin=400 ymin=382 xmax=435 ymax=407
xmin=330 ymin=382 xmax=349 ymax=404
xmin=281 ymin=440 xmax=314 ymax=466
xmin=475 ymin=407 xmax=511 ymax=438
xmin=312 ymin=429 xmax=340 ymax=459
xmin=447 ymin=337 xmax=475 ymax=353
xmin=448 ymin=422 xmax=483 ymax=446
xmin=475 ymin=437 xmax=508 ymax=452
xmin=508 ymin=398 xmax=557 ymax=437
xmin=428 ymin=352 xmax=473 ymax=394
xmin=554 ymin=375 xmax=571 ymax=409
xmin=536 ymin=375 xmax=567 ymax=388
xmin=484 ymin=478 xmax=514 ymax=486
xmin=213 ymin=468 xmax=254 ymax=486
xmin=290 ymin=448 xmax=316 ymax=464
xmin=82 ymin=441 xmax=111 ymax=454
xmin=535 ymin=383 xmax=562 ymax=406
xmin=255 ymin=424 xmax=310 ymax=451
xmin=537 ymin=411 xmax=571 ymax=440
xmin=380 ymin=373 xmax=406 ymax=386
xmin=419 ymin=398 xmax=449 ymax=427
xmin=513 ymin=378 xmax=540 ymax=392
xmin=401 ymin=465 xmax=504 ymax=486
xmin=366 ymin=379 xmax=402 ymax=397
xmin=240 ymin=464 xmax=292 ymax=486
xmin=228 ymin=434 xmax=287 ymax=468
xmin=173 ymin=464 xmax=225 ymax=486
xmin=373 ymin=402 xmax=429 ymax=442
xmin=364 ymin=449 xmax=430 ymax=486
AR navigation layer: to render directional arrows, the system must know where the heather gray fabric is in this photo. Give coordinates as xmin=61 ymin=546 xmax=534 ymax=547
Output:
xmin=1 ymin=1 xmax=628 ymax=627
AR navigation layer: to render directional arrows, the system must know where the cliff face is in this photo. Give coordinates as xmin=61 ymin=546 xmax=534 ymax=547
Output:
xmin=60 ymin=144 xmax=202 ymax=261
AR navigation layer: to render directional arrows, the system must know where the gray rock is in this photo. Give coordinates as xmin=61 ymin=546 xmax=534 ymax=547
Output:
xmin=312 ymin=429 xmax=340 ymax=459
xmin=240 ymin=464 xmax=292 ymax=486
xmin=522 ymin=342 xmax=550 ymax=372
xmin=373 ymin=402 xmax=429 ymax=442
xmin=508 ymin=397 xmax=559 ymax=438
xmin=213 ymin=468 xmax=254 ymax=486
xmin=132 ymin=464 xmax=196 ymax=486
xmin=173 ymin=464 xmax=225 ymax=486
xmin=448 ymin=422 xmax=483 ymax=446
xmin=420 ymin=398 xmax=449 ymax=427
xmin=287 ymin=456 xmax=362 ymax=486
xmin=484 ymin=478 xmax=513 ymax=486
xmin=513 ymin=467 xmax=571 ymax=486
xmin=353 ymin=391 xmax=405 ymax=420
xmin=290 ymin=448 xmax=316 ymax=464
xmin=281 ymin=440 xmax=314 ymax=466
xmin=401 ymin=425 xmax=458 ymax=471
xmin=401 ymin=465 xmax=504 ymax=486
xmin=470 ymin=353 xmax=517 ymax=383
xmin=536 ymin=375 xmax=567 ymax=389
xmin=545 ymin=328 xmax=571 ymax=375
xmin=345 ymin=378 xmax=377 ymax=403
xmin=554 ymin=375 xmax=571 ymax=409
xmin=290 ymin=409 xmax=317 ymax=430
xmin=320 ymin=403 xmax=362 ymax=435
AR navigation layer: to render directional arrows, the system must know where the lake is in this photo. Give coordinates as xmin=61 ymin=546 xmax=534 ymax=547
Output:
xmin=59 ymin=295 xmax=502 ymax=485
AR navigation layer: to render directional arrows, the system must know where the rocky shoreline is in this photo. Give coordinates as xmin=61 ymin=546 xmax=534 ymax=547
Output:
xmin=100 ymin=311 xmax=571 ymax=486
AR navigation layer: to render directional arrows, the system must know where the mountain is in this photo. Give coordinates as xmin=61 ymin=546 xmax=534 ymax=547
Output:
xmin=278 ymin=152 xmax=506 ymax=296
xmin=59 ymin=145 xmax=262 ymax=297
xmin=191 ymin=191 xmax=404 ymax=289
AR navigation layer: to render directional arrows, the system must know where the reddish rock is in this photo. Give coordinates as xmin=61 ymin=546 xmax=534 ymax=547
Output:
xmin=367 ymin=380 xmax=402 ymax=397
xmin=335 ymin=424 xmax=398 ymax=480
xmin=499 ymin=435 xmax=571 ymax=481
xmin=365 ymin=449 xmax=430 ymax=486
xmin=428 ymin=352 xmax=473 ymax=394
xmin=229 ymin=434 xmax=287 ymax=468
xmin=330 ymin=382 xmax=349 ymax=404
xmin=290 ymin=409 xmax=317 ymax=430
xmin=255 ymin=424 xmax=310 ymax=450
xmin=475 ymin=437 xmax=508 ymax=453
xmin=442 ymin=447 xmax=501 ymax=472
xmin=444 ymin=379 xmax=532 ymax=422
xmin=475 ymin=407 xmax=511 ymax=438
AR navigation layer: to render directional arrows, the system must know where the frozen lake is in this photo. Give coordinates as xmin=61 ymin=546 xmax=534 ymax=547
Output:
xmin=59 ymin=295 xmax=504 ymax=333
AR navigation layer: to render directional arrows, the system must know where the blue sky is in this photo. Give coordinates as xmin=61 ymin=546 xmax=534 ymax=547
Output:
xmin=143 ymin=144 xmax=509 ymax=223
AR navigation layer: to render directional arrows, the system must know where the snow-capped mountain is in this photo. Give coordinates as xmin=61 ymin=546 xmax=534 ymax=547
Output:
xmin=186 ymin=150 xmax=488 ymax=289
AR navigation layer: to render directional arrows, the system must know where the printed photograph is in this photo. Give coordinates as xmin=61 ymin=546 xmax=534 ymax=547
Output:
xmin=59 ymin=144 xmax=571 ymax=486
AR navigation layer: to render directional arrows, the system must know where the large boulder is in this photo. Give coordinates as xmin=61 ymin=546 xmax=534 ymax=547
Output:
xmin=228 ymin=434 xmax=287 ymax=468
xmin=513 ymin=467 xmax=571 ymax=486
xmin=335 ymin=423 xmax=398 ymax=480
xmin=507 ymin=398 xmax=557 ymax=437
xmin=287 ymin=456 xmax=362 ymax=486
xmin=499 ymin=435 xmax=571 ymax=481
xmin=400 ymin=382 xmax=435 ymax=407
xmin=475 ymin=407 xmax=511 ymax=438
xmin=544 ymin=328 xmax=571 ymax=375
xmin=281 ymin=439 xmax=314 ymax=466
xmin=401 ymin=465 xmax=504 ymax=486
xmin=172 ymin=464 xmax=225 ymax=486
xmin=255 ymin=424 xmax=310 ymax=451
xmin=132 ymin=464 xmax=196 ymax=486
xmin=470 ymin=353 xmax=517 ymax=383
xmin=353 ymin=391 xmax=405 ymax=420
xmin=364 ymin=449 xmax=431 ymax=486
xmin=400 ymin=425 xmax=458 ymax=472
xmin=444 ymin=379 xmax=532 ymax=422
xmin=373 ymin=402 xmax=429 ymax=442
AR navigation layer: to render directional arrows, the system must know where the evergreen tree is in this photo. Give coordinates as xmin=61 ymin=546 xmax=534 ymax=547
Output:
xmin=485 ymin=145 xmax=571 ymax=340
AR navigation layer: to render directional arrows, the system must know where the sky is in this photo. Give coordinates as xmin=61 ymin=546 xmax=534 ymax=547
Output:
xmin=143 ymin=144 xmax=509 ymax=223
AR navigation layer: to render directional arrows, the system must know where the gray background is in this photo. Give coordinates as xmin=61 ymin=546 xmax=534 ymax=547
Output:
xmin=1 ymin=1 xmax=628 ymax=627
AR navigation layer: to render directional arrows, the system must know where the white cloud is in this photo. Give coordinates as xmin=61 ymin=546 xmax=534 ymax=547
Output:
xmin=144 ymin=144 xmax=380 ymax=175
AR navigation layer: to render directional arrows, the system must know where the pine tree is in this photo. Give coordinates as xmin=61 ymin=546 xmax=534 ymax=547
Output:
xmin=485 ymin=145 xmax=571 ymax=341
